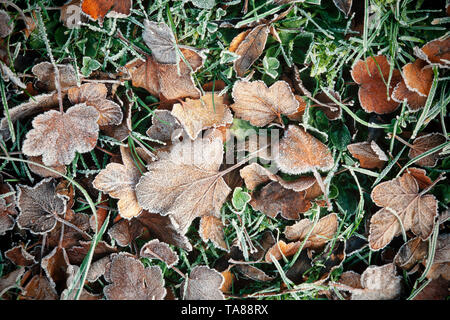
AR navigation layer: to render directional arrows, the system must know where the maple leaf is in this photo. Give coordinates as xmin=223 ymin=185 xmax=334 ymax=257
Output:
xmin=93 ymin=146 xmax=147 ymax=219
xmin=140 ymin=239 xmax=179 ymax=268
xmin=408 ymin=133 xmax=446 ymax=167
xmin=81 ymin=0 xmax=132 ymax=25
xmin=103 ymin=253 xmax=166 ymax=300
xmin=135 ymin=133 xmax=231 ymax=235
xmin=68 ymin=83 xmax=123 ymax=126
xmin=414 ymin=35 xmax=450 ymax=68
xmin=351 ymin=55 xmax=402 ymax=114
xmin=22 ymin=104 xmax=99 ymax=166
xmin=232 ymin=25 xmax=269 ymax=77
xmin=369 ymin=172 xmax=438 ymax=251
xmin=125 ymin=48 xmax=205 ymax=101
xmin=171 ymin=92 xmax=233 ymax=140
xmin=181 ymin=265 xmax=224 ymax=300
xmin=347 ymin=140 xmax=388 ymax=169
xmin=16 ymin=178 xmax=68 ymax=235
xmin=231 ymin=80 xmax=298 ymax=127
xmin=142 ymin=20 xmax=177 ymax=65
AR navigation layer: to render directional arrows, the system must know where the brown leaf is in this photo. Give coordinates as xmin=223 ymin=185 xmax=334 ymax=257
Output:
xmin=265 ymin=240 xmax=301 ymax=262
xmin=233 ymin=25 xmax=269 ymax=77
xmin=182 ymin=265 xmax=224 ymax=300
xmin=220 ymin=269 xmax=234 ymax=293
xmin=31 ymin=62 xmax=78 ymax=92
xmin=351 ymin=55 xmax=401 ymax=114
xmin=234 ymin=265 xmax=274 ymax=282
xmin=103 ymin=253 xmax=166 ymax=300
xmin=394 ymin=237 xmax=428 ymax=270
xmin=0 ymin=180 xmax=17 ymax=236
xmin=333 ymin=0 xmax=353 ymax=16
xmin=313 ymin=240 xmax=346 ymax=282
xmin=172 ymin=92 xmax=233 ymax=140
xmin=414 ymin=35 xmax=450 ymax=68
xmin=140 ymin=239 xmax=179 ymax=267
xmin=369 ymin=172 xmax=438 ymax=250
xmin=5 ymin=245 xmax=36 ymax=267
xmin=67 ymin=240 xmax=117 ymax=265
xmin=276 ymin=125 xmax=334 ymax=175
xmin=125 ymin=48 xmax=204 ymax=101
xmin=0 ymin=268 xmax=25 ymax=297
xmin=250 ymin=181 xmax=311 ymax=220
xmin=16 ymin=178 xmax=68 ymax=235
xmin=0 ymin=10 xmax=12 ymax=38
xmin=146 ymin=110 xmax=183 ymax=143
xmin=68 ymin=83 xmax=123 ymax=126
xmin=347 ymin=140 xmax=388 ymax=169
xmin=412 ymin=276 xmax=449 ymax=300
xmin=135 ymin=133 xmax=231 ymax=235
xmin=350 ymin=263 xmax=402 ymax=300
xmin=142 ymin=20 xmax=177 ymax=65
xmin=81 ymin=0 xmax=132 ymax=24
xmin=231 ymin=80 xmax=298 ymax=127
xmin=314 ymin=91 xmax=343 ymax=121
xmin=284 ymin=213 xmax=338 ymax=248
xmin=47 ymin=211 xmax=90 ymax=249
xmin=229 ymin=30 xmax=251 ymax=52
xmin=22 ymin=104 xmax=99 ymax=166
xmin=199 ymin=215 xmax=228 ymax=252
xmin=408 ymin=133 xmax=446 ymax=167
xmin=402 ymin=59 xmax=434 ymax=97
xmin=41 ymin=247 xmax=70 ymax=290
xmin=21 ymin=275 xmax=58 ymax=300
xmin=93 ymin=146 xmax=146 ymax=219
xmin=392 ymin=80 xmax=428 ymax=111
xmin=108 ymin=218 xmax=145 ymax=247
xmin=423 ymin=234 xmax=450 ymax=280
xmin=137 ymin=211 xmax=192 ymax=251
xmin=27 ymin=155 xmax=67 ymax=178
xmin=407 ymin=167 xmax=433 ymax=190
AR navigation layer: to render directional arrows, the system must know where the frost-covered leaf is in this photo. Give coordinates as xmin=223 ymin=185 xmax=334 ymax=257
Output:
xmin=347 ymin=141 xmax=388 ymax=169
xmin=140 ymin=239 xmax=179 ymax=267
xmin=32 ymin=62 xmax=78 ymax=91
xmin=408 ymin=133 xmax=446 ymax=167
xmin=81 ymin=0 xmax=132 ymax=24
xmin=199 ymin=215 xmax=228 ymax=252
xmin=414 ymin=35 xmax=450 ymax=68
xmin=143 ymin=20 xmax=177 ymax=64
xmin=146 ymin=109 xmax=183 ymax=143
xmin=182 ymin=265 xmax=224 ymax=300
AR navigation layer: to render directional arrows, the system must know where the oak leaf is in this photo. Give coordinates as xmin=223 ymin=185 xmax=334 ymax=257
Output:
xmin=93 ymin=146 xmax=147 ymax=219
xmin=351 ymin=55 xmax=401 ymax=114
xmin=104 ymin=253 xmax=166 ymax=300
xmin=232 ymin=25 xmax=269 ymax=77
xmin=22 ymin=104 xmax=100 ymax=166
xmin=172 ymin=92 xmax=233 ymax=140
xmin=68 ymin=83 xmax=123 ymax=126
xmin=135 ymin=134 xmax=231 ymax=235
xmin=181 ymin=265 xmax=224 ymax=300
xmin=231 ymin=80 xmax=298 ymax=127
xmin=369 ymin=172 xmax=438 ymax=251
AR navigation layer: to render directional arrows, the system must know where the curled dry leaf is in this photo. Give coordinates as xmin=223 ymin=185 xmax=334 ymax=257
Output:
xmin=394 ymin=237 xmax=428 ymax=270
xmin=16 ymin=178 xmax=68 ymax=235
xmin=414 ymin=35 xmax=450 ymax=68
xmin=81 ymin=0 xmax=132 ymax=24
xmin=0 ymin=268 xmax=25 ymax=297
xmin=406 ymin=167 xmax=433 ymax=190
xmin=93 ymin=146 xmax=146 ymax=219
xmin=47 ymin=211 xmax=90 ymax=249
xmin=41 ymin=247 xmax=70 ymax=289
xmin=0 ymin=10 xmax=12 ymax=38
xmin=408 ymin=133 xmax=446 ymax=167
xmin=0 ymin=180 xmax=17 ymax=235
xmin=22 ymin=104 xmax=99 ymax=166
xmin=276 ymin=125 xmax=334 ymax=175
xmin=140 ymin=239 xmax=179 ymax=268
xmin=231 ymin=80 xmax=299 ymax=127
xmin=235 ymin=265 xmax=274 ymax=282
xmin=146 ymin=110 xmax=183 ymax=143
xmin=27 ymin=155 xmax=67 ymax=178
xmin=136 ymin=134 xmax=231 ymax=235
xmin=66 ymin=240 xmax=117 ymax=265
xmin=412 ymin=276 xmax=450 ymax=300
xmin=143 ymin=20 xmax=177 ymax=65
xmin=0 ymin=61 xmax=26 ymax=89
xmin=284 ymin=213 xmax=338 ymax=248
xmin=125 ymin=48 xmax=204 ymax=101
xmin=250 ymin=181 xmax=311 ymax=220
xmin=233 ymin=25 xmax=269 ymax=77
xmin=423 ymin=234 xmax=449 ymax=280
xmin=21 ymin=275 xmax=58 ymax=300
xmin=369 ymin=172 xmax=438 ymax=251
xmin=350 ymin=263 xmax=402 ymax=300
xmin=347 ymin=140 xmax=388 ymax=169
xmin=333 ymin=0 xmax=353 ymax=17
xmin=313 ymin=240 xmax=346 ymax=282
xmin=265 ymin=240 xmax=302 ymax=262
xmin=108 ymin=218 xmax=145 ymax=247
xmin=351 ymin=55 xmax=401 ymax=114
xmin=31 ymin=62 xmax=78 ymax=92
xmin=199 ymin=215 xmax=228 ymax=252
xmin=392 ymin=80 xmax=428 ymax=111
xmin=68 ymin=83 xmax=123 ymax=126
xmin=5 ymin=245 xmax=36 ymax=267
xmin=172 ymin=92 xmax=233 ymax=140
xmin=314 ymin=91 xmax=343 ymax=121
xmin=104 ymin=253 xmax=166 ymax=300
xmin=182 ymin=265 xmax=224 ymax=300
xmin=137 ymin=211 xmax=192 ymax=251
